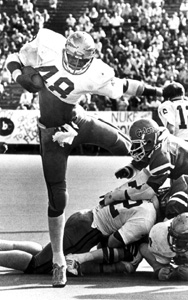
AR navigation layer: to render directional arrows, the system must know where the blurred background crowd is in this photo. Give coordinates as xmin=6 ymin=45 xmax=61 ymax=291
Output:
xmin=0 ymin=0 xmax=188 ymax=112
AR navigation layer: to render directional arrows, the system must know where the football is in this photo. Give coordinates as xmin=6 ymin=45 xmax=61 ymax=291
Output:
xmin=22 ymin=66 xmax=44 ymax=89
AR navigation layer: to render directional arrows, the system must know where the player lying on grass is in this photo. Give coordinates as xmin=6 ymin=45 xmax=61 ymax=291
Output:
xmin=139 ymin=212 xmax=188 ymax=281
xmin=0 ymin=168 xmax=158 ymax=275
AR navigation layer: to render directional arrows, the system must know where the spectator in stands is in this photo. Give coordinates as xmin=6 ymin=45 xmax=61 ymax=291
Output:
xmin=33 ymin=7 xmax=45 ymax=31
xmin=179 ymin=11 xmax=187 ymax=32
xmin=64 ymin=26 xmax=75 ymax=38
xmin=177 ymin=30 xmax=188 ymax=50
xmin=126 ymin=26 xmax=138 ymax=45
xmin=14 ymin=0 xmax=24 ymax=16
xmin=49 ymin=0 xmax=58 ymax=10
xmin=116 ymin=95 xmax=129 ymax=111
xmin=89 ymin=6 xmax=99 ymax=25
xmin=84 ymin=20 xmax=94 ymax=33
xmin=180 ymin=0 xmax=188 ymax=19
xmin=99 ymin=10 xmax=111 ymax=30
xmin=121 ymin=1 xmax=132 ymax=21
xmin=127 ymin=96 xmax=141 ymax=111
xmin=150 ymin=30 xmax=164 ymax=52
xmin=22 ymin=0 xmax=34 ymax=19
xmin=168 ymin=12 xmax=180 ymax=40
xmin=113 ymin=39 xmax=126 ymax=58
xmin=1 ymin=11 xmax=10 ymax=31
xmin=94 ymin=37 xmax=103 ymax=58
xmin=0 ymin=67 xmax=11 ymax=85
xmin=78 ymin=12 xmax=90 ymax=27
xmin=110 ymin=11 xmax=124 ymax=28
xmin=131 ymin=2 xmax=142 ymax=22
xmin=11 ymin=28 xmax=26 ymax=51
xmin=65 ymin=14 xmax=77 ymax=29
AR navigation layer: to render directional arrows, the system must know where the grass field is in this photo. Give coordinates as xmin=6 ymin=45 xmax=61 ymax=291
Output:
xmin=0 ymin=154 xmax=188 ymax=300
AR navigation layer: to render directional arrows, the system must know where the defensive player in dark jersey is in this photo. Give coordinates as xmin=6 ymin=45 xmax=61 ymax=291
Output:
xmin=5 ymin=29 xmax=162 ymax=287
xmin=101 ymin=118 xmax=188 ymax=223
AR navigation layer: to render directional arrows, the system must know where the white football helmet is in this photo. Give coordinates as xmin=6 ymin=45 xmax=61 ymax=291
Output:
xmin=168 ymin=212 xmax=188 ymax=253
xmin=62 ymin=31 xmax=96 ymax=75
xmin=129 ymin=118 xmax=160 ymax=161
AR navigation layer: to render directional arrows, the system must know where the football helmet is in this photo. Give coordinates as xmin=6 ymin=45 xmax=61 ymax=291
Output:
xmin=163 ymin=81 xmax=185 ymax=100
xmin=62 ymin=31 xmax=96 ymax=75
xmin=129 ymin=118 xmax=160 ymax=161
xmin=167 ymin=213 xmax=188 ymax=253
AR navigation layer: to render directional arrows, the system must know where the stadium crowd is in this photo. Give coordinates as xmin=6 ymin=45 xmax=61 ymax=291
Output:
xmin=0 ymin=0 xmax=188 ymax=111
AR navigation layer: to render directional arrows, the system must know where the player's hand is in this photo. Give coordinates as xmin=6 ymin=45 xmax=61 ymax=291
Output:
xmin=99 ymin=191 xmax=113 ymax=207
xmin=17 ymin=66 xmax=44 ymax=93
xmin=115 ymin=167 xmax=130 ymax=179
xmin=158 ymin=266 xmax=175 ymax=281
xmin=99 ymin=189 xmax=126 ymax=206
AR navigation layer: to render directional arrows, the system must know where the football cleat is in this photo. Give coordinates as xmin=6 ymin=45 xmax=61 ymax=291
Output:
xmin=52 ymin=263 xmax=67 ymax=287
xmin=66 ymin=254 xmax=81 ymax=276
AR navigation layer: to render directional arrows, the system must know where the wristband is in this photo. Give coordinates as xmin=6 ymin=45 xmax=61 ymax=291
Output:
xmin=12 ymin=69 xmax=22 ymax=82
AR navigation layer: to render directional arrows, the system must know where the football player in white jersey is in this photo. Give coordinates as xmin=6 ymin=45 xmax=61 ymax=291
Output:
xmin=158 ymin=82 xmax=188 ymax=141
xmin=0 ymin=169 xmax=157 ymax=276
xmin=139 ymin=212 xmax=188 ymax=281
xmin=5 ymin=29 xmax=162 ymax=287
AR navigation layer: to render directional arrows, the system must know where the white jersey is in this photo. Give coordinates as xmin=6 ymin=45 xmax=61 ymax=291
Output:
xmin=92 ymin=169 xmax=157 ymax=245
xmin=158 ymin=98 xmax=188 ymax=140
xmin=7 ymin=28 xmax=144 ymax=105
xmin=148 ymin=220 xmax=176 ymax=265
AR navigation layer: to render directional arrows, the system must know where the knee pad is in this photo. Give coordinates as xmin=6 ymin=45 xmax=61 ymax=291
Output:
xmin=47 ymin=182 xmax=69 ymax=217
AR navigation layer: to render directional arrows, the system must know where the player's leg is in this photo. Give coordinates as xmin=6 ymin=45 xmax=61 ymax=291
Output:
xmin=66 ymin=247 xmax=132 ymax=264
xmin=39 ymin=126 xmax=70 ymax=287
xmin=0 ymin=240 xmax=42 ymax=255
xmin=0 ymin=250 xmax=32 ymax=271
xmin=73 ymin=114 xmax=131 ymax=155
xmin=64 ymin=210 xmax=104 ymax=255
xmin=23 ymin=210 xmax=103 ymax=275
xmin=80 ymin=260 xmax=140 ymax=275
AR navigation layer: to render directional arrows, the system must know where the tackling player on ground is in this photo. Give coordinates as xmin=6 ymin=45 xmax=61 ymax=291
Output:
xmin=6 ymin=29 xmax=162 ymax=287
xmin=103 ymin=118 xmax=188 ymax=220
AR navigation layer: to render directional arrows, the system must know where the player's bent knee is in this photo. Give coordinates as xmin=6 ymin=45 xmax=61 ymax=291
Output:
xmin=47 ymin=182 xmax=69 ymax=216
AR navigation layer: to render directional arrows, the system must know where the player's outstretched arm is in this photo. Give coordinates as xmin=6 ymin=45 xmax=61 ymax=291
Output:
xmin=6 ymin=54 xmax=44 ymax=93
xmin=123 ymin=79 xmax=162 ymax=99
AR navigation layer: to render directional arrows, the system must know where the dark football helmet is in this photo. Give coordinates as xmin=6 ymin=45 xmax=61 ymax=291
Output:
xmin=62 ymin=31 xmax=96 ymax=75
xmin=168 ymin=213 xmax=188 ymax=253
xmin=129 ymin=118 xmax=160 ymax=161
xmin=163 ymin=81 xmax=185 ymax=101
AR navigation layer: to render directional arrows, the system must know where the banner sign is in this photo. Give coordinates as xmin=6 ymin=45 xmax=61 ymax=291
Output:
xmin=0 ymin=110 xmax=152 ymax=144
